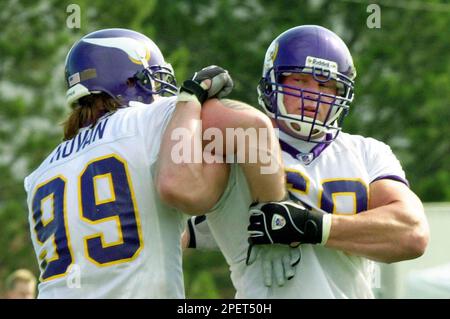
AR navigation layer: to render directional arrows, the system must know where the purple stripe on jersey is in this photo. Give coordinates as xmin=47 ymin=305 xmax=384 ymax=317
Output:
xmin=279 ymin=140 xmax=300 ymax=159
xmin=311 ymin=141 xmax=330 ymax=159
xmin=372 ymin=175 xmax=410 ymax=187
xmin=279 ymin=134 xmax=332 ymax=164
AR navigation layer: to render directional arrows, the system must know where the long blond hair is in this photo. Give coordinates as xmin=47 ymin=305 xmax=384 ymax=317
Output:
xmin=62 ymin=93 xmax=120 ymax=140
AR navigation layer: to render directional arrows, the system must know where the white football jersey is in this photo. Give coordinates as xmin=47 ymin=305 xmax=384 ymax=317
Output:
xmin=205 ymin=131 xmax=408 ymax=298
xmin=24 ymin=97 xmax=188 ymax=299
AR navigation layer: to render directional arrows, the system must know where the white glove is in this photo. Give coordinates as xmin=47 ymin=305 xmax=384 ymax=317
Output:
xmin=246 ymin=244 xmax=301 ymax=287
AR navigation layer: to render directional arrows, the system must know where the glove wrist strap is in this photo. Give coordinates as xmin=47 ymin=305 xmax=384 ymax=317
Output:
xmin=180 ymin=80 xmax=208 ymax=104
xmin=186 ymin=218 xmax=197 ymax=249
xmin=291 ymin=208 xmax=324 ymax=244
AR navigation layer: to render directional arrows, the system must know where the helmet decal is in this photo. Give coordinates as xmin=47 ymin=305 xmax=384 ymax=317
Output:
xmin=269 ymin=41 xmax=279 ymax=63
xmin=67 ymin=72 xmax=81 ymax=87
xmin=65 ymin=28 xmax=177 ymax=107
xmin=67 ymin=69 xmax=97 ymax=87
xmin=305 ymin=56 xmax=338 ymax=75
xmin=82 ymin=37 xmax=151 ymax=66
xmin=263 ymin=40 xmax=279 ymax=76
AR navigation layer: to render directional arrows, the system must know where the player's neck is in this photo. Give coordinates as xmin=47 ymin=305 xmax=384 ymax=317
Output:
xmin=278 ymin=130 xmax=323 ymax=153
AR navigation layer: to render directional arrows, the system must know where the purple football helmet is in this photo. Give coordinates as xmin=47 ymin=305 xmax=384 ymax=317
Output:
xmin=65 ymin=28 xmax=177 ymax=107
xmin=257 ymin=25 xmax=356 ymax=142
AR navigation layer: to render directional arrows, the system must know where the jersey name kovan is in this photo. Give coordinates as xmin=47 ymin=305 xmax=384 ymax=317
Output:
xmin=50 ymin=117 xmax=110 ymax=164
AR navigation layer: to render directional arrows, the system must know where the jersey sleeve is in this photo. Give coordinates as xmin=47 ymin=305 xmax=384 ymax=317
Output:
xmin=131 ymin=97 xmax=177 ymax=165
xmin=364 ymin=137 xmax=409 ymax=187
xmin=206 ymin=161 xmax=243 ymax=214
xmin=24 ymin=175 xmax=31 ymax=193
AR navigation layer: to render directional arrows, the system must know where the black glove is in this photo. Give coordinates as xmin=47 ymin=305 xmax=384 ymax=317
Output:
xmin=248 ymin=201 xmax=325 ymax=246
xmin=179 ymin=65 xmax=233 ymax=104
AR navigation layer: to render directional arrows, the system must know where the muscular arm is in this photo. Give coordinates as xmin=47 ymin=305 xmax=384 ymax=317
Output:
xmin=325 ymin=179 xmax=429 ymax=263
xmin=202 ymin=99 xmax=286 ymax=202
xmin=157 ymin=98 xmax=286 ymax=214
xmin=156 ymin=100 xmax=229 ymax=215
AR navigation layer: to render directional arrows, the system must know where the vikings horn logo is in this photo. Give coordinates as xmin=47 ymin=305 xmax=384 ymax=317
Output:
xmin=82 ymin=37 xmax=151 ymax=66
xmin=269 ymin=41 xmax=279 ymax=62
xmin=263 ymin=40 xmax=279 ymax=74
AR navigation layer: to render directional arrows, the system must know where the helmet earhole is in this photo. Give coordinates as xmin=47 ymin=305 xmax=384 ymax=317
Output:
xmin=127 ymin=78 xmax=136 ymax=87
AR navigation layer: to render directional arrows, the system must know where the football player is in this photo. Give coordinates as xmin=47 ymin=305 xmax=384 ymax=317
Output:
xmin=25 ymin=28 xmax=232 ymax=298
xmin=25 ymin=28 xmax=288 ymax=298
xmin=183 ymin=25 xmax=429 ymax=298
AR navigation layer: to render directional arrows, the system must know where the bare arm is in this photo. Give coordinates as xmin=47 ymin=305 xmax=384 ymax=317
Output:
xmin=181 ymin=229 xmax=190 ymax=250
xmin=325 ymin=179 xmax=429 ymax=263
xmin=157 ymin=97 xmax=286 ymax=214
xmin=202 ymin=98 xmax=286 ymax=202
xmin=156 ymin=99 xmax=229 ymax=215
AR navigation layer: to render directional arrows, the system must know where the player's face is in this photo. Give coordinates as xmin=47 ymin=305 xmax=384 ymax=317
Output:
xmin=281 ymin=73 xmax=337 ymax=123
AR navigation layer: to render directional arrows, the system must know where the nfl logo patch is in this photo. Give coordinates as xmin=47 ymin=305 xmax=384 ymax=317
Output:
xmin=272 ymin=214 xmax=286 ymax=230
